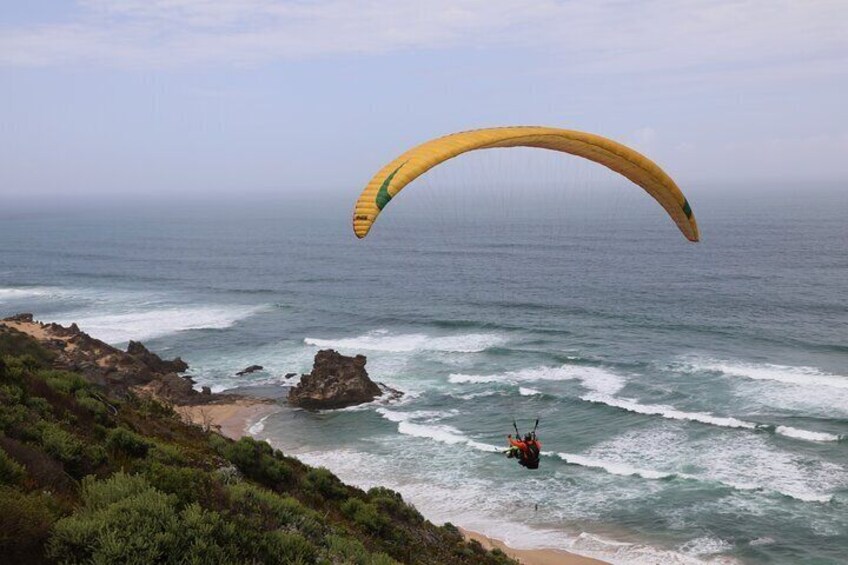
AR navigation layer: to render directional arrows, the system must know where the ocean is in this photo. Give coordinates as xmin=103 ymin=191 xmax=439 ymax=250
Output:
xmin=1 ymin=186 xmax=846 ymax=564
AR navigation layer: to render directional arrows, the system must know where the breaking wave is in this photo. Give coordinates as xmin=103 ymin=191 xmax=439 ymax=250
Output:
xmin=63 ymin=305 xmax=262 ymax=344
xmin=448 ymin=365 xmax=625 ymax=395
xmin=683 ymin=358 xmax=848 ymax=390
xmin=582 ymin=394 xmax=842 ymax=443
xmin=304 ymin=329 xmax=505 ymax=353
xmin=377 ymin=409 xmax=836 ymax=503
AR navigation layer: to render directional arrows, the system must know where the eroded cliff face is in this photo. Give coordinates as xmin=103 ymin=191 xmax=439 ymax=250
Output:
xmin=0 ymin=313 xmax=204 ymax=404
xmin=288 ymin=349 xmax=389 ymax=410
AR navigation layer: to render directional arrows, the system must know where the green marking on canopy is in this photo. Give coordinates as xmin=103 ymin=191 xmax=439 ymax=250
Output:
xmin=376 ymin=162 xmax=406 ymax=210
xmin=682 ymin=199 xmax=692 ymax=219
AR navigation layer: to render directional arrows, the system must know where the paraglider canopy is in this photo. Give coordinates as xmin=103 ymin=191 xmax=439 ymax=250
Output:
xmin=352 ymin=126 xmax=699 ymax=241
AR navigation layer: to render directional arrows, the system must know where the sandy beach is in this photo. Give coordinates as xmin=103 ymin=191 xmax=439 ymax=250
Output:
xmin=462 ymin=529 xmax=609 ymax=565
xmin=175 ymin=399 xmax=280 ymax=438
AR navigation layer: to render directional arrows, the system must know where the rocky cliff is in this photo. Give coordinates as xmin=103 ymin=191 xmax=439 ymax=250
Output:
xmin=1 ymin=313 xmax=208 ymax=405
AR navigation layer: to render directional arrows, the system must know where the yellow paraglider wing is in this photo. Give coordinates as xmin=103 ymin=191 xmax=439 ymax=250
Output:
xmin=352 ymin=126 xmax=699 ymax=242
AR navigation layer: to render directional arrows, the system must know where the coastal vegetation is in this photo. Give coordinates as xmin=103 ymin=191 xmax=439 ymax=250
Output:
xmin=0 ymin=327 xmax=514 ymax=564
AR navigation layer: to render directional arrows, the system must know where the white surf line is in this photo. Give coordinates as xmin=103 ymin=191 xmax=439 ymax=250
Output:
xmin=378 ymin=409 xmax=834 ymax=503
xmin=61 ymin=304 xmax=265 ymax=344
xmin=247 ymin=414 xmax=273 ymax=435
xmin=685 ymin=359 xmax=848 ymax=390
xmin=304 ymin=329 xmax=505 ymax=353
xmin=448 ymin=364 xmax=626 ymax=395
xmin=550 ymin=452 xmax=833 ymax=504
xmin=773 ymin=425 xmax=842 ymax=442
xmin=449 ymin=364 xmax=843 ymax=442
xmin=581 ymin=393 xmax=843 ymax=443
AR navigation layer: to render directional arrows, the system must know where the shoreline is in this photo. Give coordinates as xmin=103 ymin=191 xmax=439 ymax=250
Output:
xmin=3 ymin=315 xmax=609 ymax=564
xmin=175 ymin=399 xmax=280 ymax=438
xmin=462 ymin=529 xmax=609 ymax=565
xmin=209 ymin=398 xmax=610 ymax=565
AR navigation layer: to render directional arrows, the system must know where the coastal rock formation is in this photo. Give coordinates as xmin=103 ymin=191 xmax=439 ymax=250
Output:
xmin=0 ymin=314 xmax=206 ymax=404
xmin=140 ymin=373 xmax=199 ymax=404
xmin=288 ymin=349 xmax=398 ymax=410
xmin=127 ymin=340 xmax=189 ymax=374
xmin=236 ymin=364 xmax=264 ymax=376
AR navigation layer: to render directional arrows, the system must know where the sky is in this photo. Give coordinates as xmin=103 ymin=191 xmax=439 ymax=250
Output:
xmin=1 ymin=1 xmax=847 ymax=205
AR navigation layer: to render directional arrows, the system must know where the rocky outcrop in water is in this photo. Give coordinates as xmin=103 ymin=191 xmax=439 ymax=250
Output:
xmin=236 ymin=364 xmax=264 ymax=376
xmin=288 ymin=349 xmax=400 ymax=410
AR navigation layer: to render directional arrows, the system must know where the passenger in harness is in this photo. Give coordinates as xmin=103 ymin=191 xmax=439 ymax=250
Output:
xmin=506 ymin=431 xmax=541 ymax=470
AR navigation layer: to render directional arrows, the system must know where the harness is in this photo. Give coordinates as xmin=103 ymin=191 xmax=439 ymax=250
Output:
xmin=512 ymin=419 xmax=541 ymax=470
xmin=523 ymin=440 xmax=540 ymax=469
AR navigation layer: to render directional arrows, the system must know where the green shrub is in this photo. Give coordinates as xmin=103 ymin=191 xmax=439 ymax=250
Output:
xmin=326 ymin=533 xmax=369 ymax=563
xmin=49 ymin=483 xmax=180 ymax=564
xmin=0 ymin=447 xmax=25 ymax=485
xmin=215 ymin=463 xmax=241 ymax=485
xmin=0 ymin=383 xmax=24 ymax=404
xmin=146 ymin=463 xmax=214 ymax=507
xmin=132 ymin=395 xmax=177 ymax=420
xmin=49 ymin=474 xmax=263 ymax=565
xmin=175 ymin=503 xmax=240 ymax=564
xmin=84 ymin=443 xmax=108 ymax=468
xmin=148 ymin=440 xmax=189 ymax=465
xmin=0 ymin=436 xmax=76 ymax=493
xmin=368 ymin=486 xmax=423 ymax=523
xmin=443 ymin=522 xmax=461 ymax=536
xmin=0 ymin=331 xmax=54 ymax=365
xmin=42 ymin=369 xmax=89 ymax=396
xmin=0 ymin=402 xmax=31 ymax=436
xmin=0 ymin=486 xmax=55 ymax=561
xmin=221 ymin=436 xmax=293 ymax=487
xmin=369 ymin=553 xmax=401 ymax=565
xmin=341 ymin=497 xmax=390 ymax=535
xmin=79 ymin=472 xmax=151 ymax=511
xmin=207 ymin=432 xmax=228 ymax=452
xmin=26 ymin=395 xmax=53 ymax=418
xmin=262 ymin=531 xmax=317 ymax=564
xmin=0 ymin=353 xmax=47 ymax=382
xmin=227 ymin=482 xmax=322 ymax=537
xmin=304 ymin=466 xmax=347 ymax=500
xmin=76 ymin=395 xmax=109 ymax=420
xmin=39 ymin=422 xmax=83 ymax=464
xmin=0 ymin=358 xmax=21 ymax=381
xmin=106 ymin=426 xmax=149 ymax=457
xmin=325 ymin=533 xmax=401 ymax=565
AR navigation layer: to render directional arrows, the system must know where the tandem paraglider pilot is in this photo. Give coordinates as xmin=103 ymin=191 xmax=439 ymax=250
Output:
xmin=506 ymin=432 xmax=541 ymax=470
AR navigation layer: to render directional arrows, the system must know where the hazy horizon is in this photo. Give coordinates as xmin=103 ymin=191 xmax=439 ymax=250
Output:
xmin=2 ymin=1 xmax=847 ymax=204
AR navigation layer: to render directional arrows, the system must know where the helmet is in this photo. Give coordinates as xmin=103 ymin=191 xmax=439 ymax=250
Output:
xmin=524 ymin=433 xmax=532 ymax=442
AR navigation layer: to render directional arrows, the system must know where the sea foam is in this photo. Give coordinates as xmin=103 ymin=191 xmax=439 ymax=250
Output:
xmin=449 ymin=364 xmax=625 ymax=395
xmin=0 ymin=286 xmax=57 ymax=303
xmin=379 ymin=408 xmax=837 ymax=502
xmin=685 ymin=358 xmax=848 ymax=390
xmin=377 ymin=408 xmax=502 ymax=452
xmin=581 ymin=394 xmax=842 ymax=443
xmin=64 ymin=305 xmax=261 ymax=344
xmin=555 ymin=452 xmax=674 ymax=480
xmin=585 ymin=428 xmax=841 ymax=504
xmin=304 ymin=329 xmax=504 ymax=353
